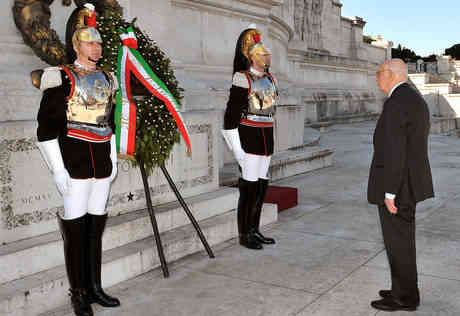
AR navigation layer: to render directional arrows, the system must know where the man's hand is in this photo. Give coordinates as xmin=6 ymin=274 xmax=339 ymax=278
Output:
xmin=384 ymin=198 xmax=398 ymax=214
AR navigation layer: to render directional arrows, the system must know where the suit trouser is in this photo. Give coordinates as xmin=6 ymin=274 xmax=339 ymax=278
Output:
xmin=378 ymin=203 xmax=419 ymax=305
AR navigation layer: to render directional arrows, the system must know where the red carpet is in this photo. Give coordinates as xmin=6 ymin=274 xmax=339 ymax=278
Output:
xmin=264 ymin=186 xmax=298 ymax=212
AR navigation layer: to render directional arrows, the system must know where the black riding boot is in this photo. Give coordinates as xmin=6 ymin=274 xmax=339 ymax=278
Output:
xmin=86 ymin=213 xmax=121 ymax=307
xmin=238 ymin=178 xmax=262 ymax=250
xmin=58 ymin=214 xmax=93 ymax=316
xmin=251 ymin=179 xmax=275 ymax=244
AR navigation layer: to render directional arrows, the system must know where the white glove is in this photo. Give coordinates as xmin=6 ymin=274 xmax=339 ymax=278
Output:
xmin=53 ymin=169 xmax=71 ymax=195
xmin=109 ymin=134 xmax=118 ymax=182
xmin=221 ymin=129 xmax=245 ymax=166
xmin=37 ymin=139 xmax=71 ymax=195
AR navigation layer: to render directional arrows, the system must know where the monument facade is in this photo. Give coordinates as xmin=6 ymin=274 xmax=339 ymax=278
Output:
xmin=0 ymin=1 xmax=391 ymax=315
xmin=408 ymin=55 xmax=460 ymax=133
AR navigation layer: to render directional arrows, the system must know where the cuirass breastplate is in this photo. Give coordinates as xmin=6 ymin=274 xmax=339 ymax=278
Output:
xmin=66 ymin=65 xmax=114 ymax=137
xmin=247 ymin=74 xmax=277 ymax=116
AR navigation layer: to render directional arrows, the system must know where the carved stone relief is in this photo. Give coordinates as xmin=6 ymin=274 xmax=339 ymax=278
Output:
xmin=310 ymin=0 xmax=324 ymax=49
xmin=292 ymin=0 xmax=323 ymax=50
xmin=293 ymin=0 xmax=307 ymax=41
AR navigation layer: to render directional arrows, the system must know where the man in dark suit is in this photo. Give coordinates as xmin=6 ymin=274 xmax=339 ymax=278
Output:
xmin=368 ymin=59 xmax=434 ymax=312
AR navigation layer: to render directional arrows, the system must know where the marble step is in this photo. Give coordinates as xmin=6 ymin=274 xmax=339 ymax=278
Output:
xmin=303 ymin=127 xmax=321 ymax=147
xmin=269 ymin=146 xmax=333 ymax=181
xmin=430 ymin=116 xmax=459 ymax=134
xmin=0 ymin=187 xmax=238 ymax=285
xmin=0 ymin=204 xmax=278 ymax=316
xmin=220 ymin=145 xmax=334 ymax=187
xmin=305 ymin=112 xmax=380 ymax=132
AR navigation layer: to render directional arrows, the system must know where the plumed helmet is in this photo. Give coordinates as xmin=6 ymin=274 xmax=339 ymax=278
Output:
xmin=65 ymin=3 xmax=102 ymax=62
xmin=232 ymin=24 xmax=270 ymax=74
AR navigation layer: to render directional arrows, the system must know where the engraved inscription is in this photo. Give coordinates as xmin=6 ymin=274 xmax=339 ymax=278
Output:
xmin=1 ymin=123 xmax=214 ymax=229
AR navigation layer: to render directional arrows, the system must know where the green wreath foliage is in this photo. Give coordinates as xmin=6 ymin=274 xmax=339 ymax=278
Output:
xmin=97 ymin=9 xmax=183 ymax=175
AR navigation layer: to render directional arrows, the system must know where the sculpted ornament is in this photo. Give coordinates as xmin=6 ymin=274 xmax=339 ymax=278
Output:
xmin=310 ymin=0 xmax=323 ymax=49
xmin=12 ymin=0 xmax=122 ymax=66
xmin=293 ymin=0 xmax=305 ymax=40
xmin=293 ymin=0 xmax=311 ymax=42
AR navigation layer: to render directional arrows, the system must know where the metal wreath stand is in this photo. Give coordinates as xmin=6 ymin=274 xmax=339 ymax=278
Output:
xmin=137 ymin=158 xmax=215 ymax=278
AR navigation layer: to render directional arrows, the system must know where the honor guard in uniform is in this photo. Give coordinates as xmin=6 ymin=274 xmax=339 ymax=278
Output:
xmin=35 ymin=4 xmax=120 ymax=316
xmin=222 ymin=24 xmax=278 ymax=250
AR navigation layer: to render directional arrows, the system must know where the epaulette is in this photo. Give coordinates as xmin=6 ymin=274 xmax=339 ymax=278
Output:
xmin=232 ymin=71 xmax=250 ymax=89
xmin=39 ymin=67 xmax=63 ymax=91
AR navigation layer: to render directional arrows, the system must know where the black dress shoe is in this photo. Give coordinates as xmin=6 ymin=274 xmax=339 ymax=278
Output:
xmin=239 ymin=234 xmax=263 ymax=250
xmin=253 ymin=230 xmax=275 ymax=244
xmin=371 ymin=297 xmax=417 ymax=312
xmin=379 ymin=290 xmax=392 ymax=298
xmin=88 ymin=289 xmax=120 ymax=307
xmin=378 ymin=290 xmax=420 ymax=307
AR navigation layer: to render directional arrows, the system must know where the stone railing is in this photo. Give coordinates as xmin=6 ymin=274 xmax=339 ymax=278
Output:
xmin=294 ymin=50 xmax=380 ymax=71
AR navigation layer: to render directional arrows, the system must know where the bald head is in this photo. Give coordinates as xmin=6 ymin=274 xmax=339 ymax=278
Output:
xmin=376 ymin=59 xmax=408 ymax=95
xmin=384 ymin=59 xmax=408 ymax=80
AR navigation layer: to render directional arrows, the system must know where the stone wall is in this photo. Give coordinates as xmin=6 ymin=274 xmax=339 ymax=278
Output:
xmin=1 ymin=110 xmax=220 ymax=244
xmin=0 ymin=0 xmax=390 ymax=243
xmin=118 ymin=0 xmax=390 ymax=165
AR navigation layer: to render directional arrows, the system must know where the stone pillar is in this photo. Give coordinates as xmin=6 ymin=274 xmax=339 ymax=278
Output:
xmin=350 ymin=16 xmax=366 ymax=59
xmin=275 ymin=105 xmax=306 ymax=152
xmin=371 ymin=36 xmax=393 ymax=61
xmin=437 ymin=55 xmax=451 ymax=74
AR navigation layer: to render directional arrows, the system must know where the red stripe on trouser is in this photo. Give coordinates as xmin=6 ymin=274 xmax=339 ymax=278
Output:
xmin=261 ymin=128 xmax=267 ymax=155
xmin=88 ymin=143 xmax=96 ymax=178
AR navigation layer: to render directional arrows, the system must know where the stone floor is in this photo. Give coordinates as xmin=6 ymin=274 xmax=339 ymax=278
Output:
xmin=62 ymin=122 xmax=460 ymax=316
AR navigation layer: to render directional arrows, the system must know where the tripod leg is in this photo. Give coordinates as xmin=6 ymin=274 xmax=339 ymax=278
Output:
xmin=139 ymin=160 xmax=169 ymax=278
xmin=160 ymin=164 xmax=215 ymax=258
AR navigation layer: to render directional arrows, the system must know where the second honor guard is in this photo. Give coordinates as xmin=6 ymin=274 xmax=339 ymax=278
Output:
xmin=222 ymin=24 xmax=278 ymax=250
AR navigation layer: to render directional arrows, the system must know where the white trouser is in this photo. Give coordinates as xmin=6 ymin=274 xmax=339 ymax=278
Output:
xmin=63 ymin=177 xmax=111 ymax=219
xmin=241 ymin=153 xmax=271 ymax=182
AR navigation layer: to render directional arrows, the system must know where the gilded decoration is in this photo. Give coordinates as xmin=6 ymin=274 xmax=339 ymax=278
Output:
xmin=12 ymin=0 xmax=122 ymax=66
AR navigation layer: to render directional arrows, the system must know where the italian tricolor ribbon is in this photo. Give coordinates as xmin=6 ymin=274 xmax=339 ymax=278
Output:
xmin=115 ymin=26 xmax=192 ymax=158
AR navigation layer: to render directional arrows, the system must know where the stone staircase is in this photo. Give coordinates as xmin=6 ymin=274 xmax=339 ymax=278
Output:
xmin=408 ymin=72 xmax=460 ymax=134
xmin=220 ymin=127 xmax=334 ymax=187
xmin=0 ymin=188 xmax=278 ymax=316
xmin=304 ymin=112 xmax=379 ymax=133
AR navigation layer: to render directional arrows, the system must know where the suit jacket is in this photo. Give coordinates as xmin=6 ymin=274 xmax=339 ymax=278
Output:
xmin=367 ymin=83 xmax=434 ymax=205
